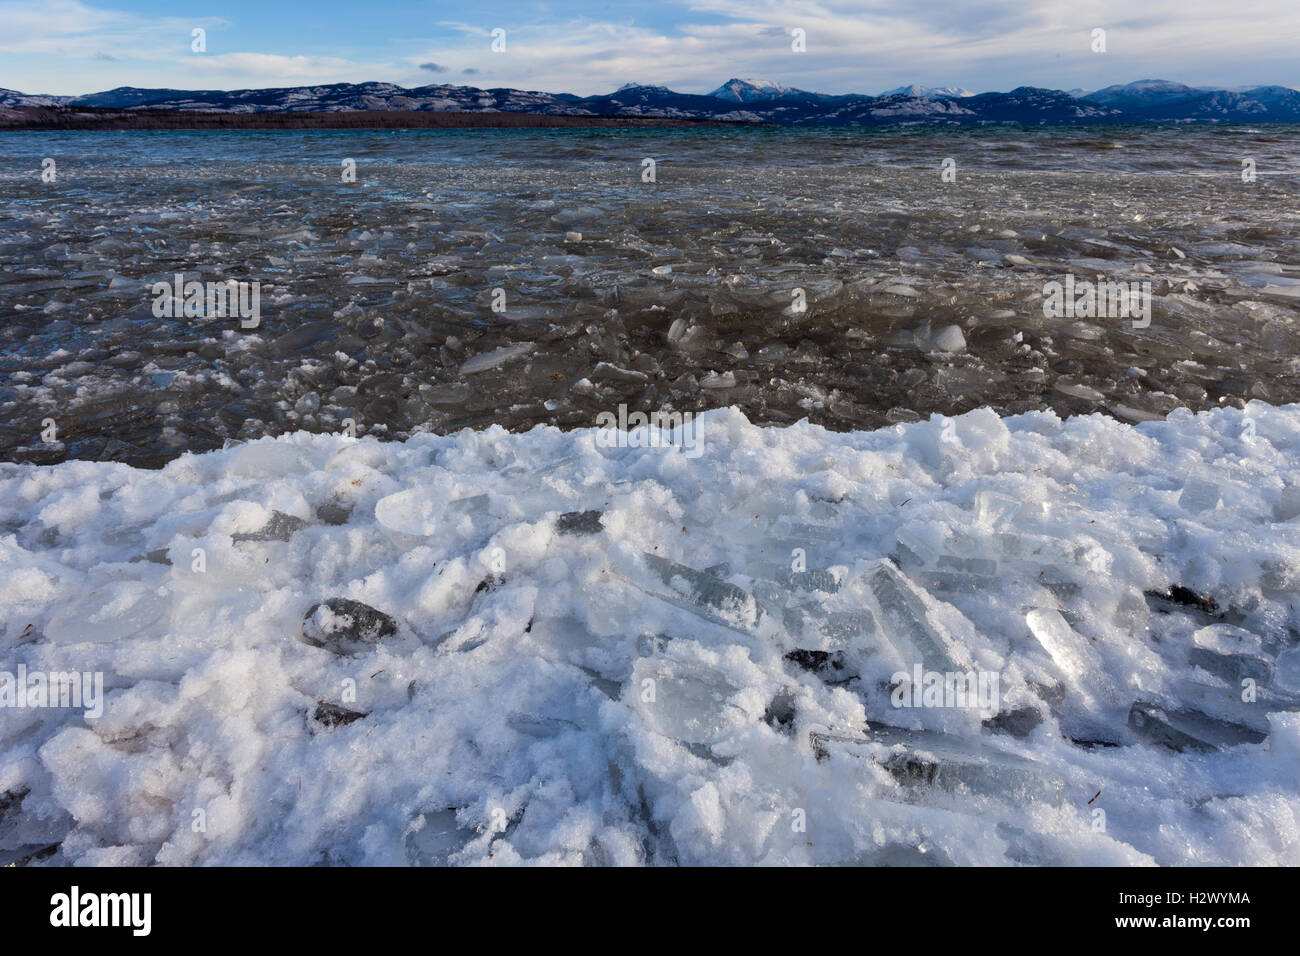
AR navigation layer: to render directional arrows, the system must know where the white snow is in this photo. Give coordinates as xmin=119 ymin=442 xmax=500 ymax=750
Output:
xmin=2 ymin=402 xmax=1300 ymax=865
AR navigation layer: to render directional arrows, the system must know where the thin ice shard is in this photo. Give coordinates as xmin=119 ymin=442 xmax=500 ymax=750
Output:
xmin=862 ymin=559 xmax=961 ymax=672
xmin=623 ymin=552 xmax=763 ymax=632
xmin=974 ymin=489 xmax=1021 ymax=528
xmin=811 ymin=726 xmax=1066 ymax=806
xmin=1026 ymin=608 xmax=1102 ymax=686
xmin=1127 ymin=701 xmax=1267 ymax=753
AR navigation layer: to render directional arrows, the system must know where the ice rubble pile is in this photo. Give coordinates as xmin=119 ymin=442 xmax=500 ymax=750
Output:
xmin=2 ymin=402 xmax=1300 ymax=865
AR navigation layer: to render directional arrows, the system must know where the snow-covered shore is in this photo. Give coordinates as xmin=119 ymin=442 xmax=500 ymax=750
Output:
xmin=2 ymin=403 xmax=1299 ymax=866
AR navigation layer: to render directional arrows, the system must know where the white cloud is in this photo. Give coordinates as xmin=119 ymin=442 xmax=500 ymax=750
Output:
xmin=1 ymin=0 xmax=1297 ymax=97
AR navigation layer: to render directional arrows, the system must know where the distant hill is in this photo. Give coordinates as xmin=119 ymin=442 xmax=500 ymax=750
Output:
xmin=3 ymin=77 xmax=1298 ymax=126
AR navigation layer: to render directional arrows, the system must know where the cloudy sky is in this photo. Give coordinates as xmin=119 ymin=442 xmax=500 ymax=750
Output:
xmin=3 ymin=0 xmax=1298 ymax=97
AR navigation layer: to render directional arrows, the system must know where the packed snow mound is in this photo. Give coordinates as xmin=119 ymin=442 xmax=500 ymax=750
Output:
xmin=2 ymin=404 xmax=1300 ymax=866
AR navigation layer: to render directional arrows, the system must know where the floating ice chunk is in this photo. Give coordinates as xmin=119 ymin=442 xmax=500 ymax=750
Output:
xmin=1179 ymin=477 xmax=1223 ymax=514
xmin=630 ymin=657 xmax=741 ymax=745
xmin=699 ymin=371 xmax=736 ymax=390
xmin=460 ymin=342 xmax=533 ymax=375
xmin=882 ymin=284 xmax=920 ymax=297
xmin=861 ymin=560 xmax=962 ymax=672
xmin=811 ymin=726 xmax=1066 ymax=806
xmin=931 ymin=325 xmax=966 ymax=353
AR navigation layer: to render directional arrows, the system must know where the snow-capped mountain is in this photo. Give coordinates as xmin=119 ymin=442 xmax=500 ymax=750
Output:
xmin=4 ymin=78 xmax=1299 ymax=126
xmin=1082 ymin=79 xmax=1300 ymax=120
xmin=707 ymin=78 xmax=827 ymax=103
xmin=0 ymin=88 xmax=73 ymax=108
xmin=881 ymin=84 xmax=976 ymax=99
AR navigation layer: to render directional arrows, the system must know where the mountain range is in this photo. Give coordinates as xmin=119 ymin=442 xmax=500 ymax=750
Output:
xmin=3 ymin=78 xmax=1299 ymax=125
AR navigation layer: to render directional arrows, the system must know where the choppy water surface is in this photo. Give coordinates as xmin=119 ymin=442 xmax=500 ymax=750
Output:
xmin=2 ymin=124 xmax=1299 ymax=466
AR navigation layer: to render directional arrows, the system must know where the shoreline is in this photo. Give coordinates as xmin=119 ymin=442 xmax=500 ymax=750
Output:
xmin=0 ymin=105 xmax=759 ymax=131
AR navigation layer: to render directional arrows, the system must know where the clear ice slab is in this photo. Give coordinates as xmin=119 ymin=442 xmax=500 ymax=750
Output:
xmin=630 ymin=657 xmax=741 ymax=746
xmin=617 ymin=552 xmax=763 ymax=633
xmin=811 ymin=725 xmax=1066 ymax=807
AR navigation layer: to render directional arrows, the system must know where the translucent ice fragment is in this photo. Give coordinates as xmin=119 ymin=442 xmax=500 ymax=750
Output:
xmin=623 ymin=553 xmax=763 ymax=632
xmin=1025 ymin=609 xmax=1101 ymax=685
xmin=1275 ymin=648 xmax=1300 ymax=694
xmin=935 ymin=554 xmax=997 ymax=576
xmin=974 ymin=490 xmax=1021 ymax=528
xmin=1188 ymin=646 xmax=1273 ymax=686
xmin=894 ymin=524 xmax=939 ymax=568
xmin=1127 ymin=701 xmax=1267 ymax=753
xmin=630 ymin=657 xmax=740 ymax=745
xmin=44 ymin=580 xmax=170 ymax=644
xmin=375 ymin=476 xmax=455 ymax=536
xmin=993 ymin=533 xmax=1079 ymax=566
xmin=1179 ymin=477 xmax=1223 ymax=514
xmin=811 ymin=726 xmax=1065 ymax=806
xmin=862 ymin=560 xmax=961 ymax=672
xmin=406 ymin=809 xmax=474 ymax=865
xmin=460 ymin=342 xmax=533 ymax=375
xmin=751 ymin=564 xmax=841 ymax=594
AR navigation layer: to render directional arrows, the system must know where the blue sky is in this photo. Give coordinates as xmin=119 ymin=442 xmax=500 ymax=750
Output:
xmin=3 ymin=0 xmax=1299 ymax=96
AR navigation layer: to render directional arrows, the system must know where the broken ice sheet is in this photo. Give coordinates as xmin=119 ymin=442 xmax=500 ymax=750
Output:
xmin=404 ymin=808 xmax=490 ymax=866
xmin=1127 ymin=701 xmax=1267 ymax=753
xmin=374 ymin=474 xmax=457 ymax=537
xmin=44 ymin=578 xmax=171 ymax=644
xmin=1126 ymin=677 xmax=1289 ymax=753
xmin=1025 ymin=608 xmax=1119 ymax=706
xmin=811 ymin=726 xmax=1066 ymax=807
xmin=630 ymin=657 xmax=743 ymax=746
xmin=857 ymin=559 xmax=965 ymax=672
xmin=1188 ymin=624 xmax=1274 ymax=686
xmin=616 ymin=552 xmax=763 ymax=633
xmin=973 ymin=489 xmax=1021 ymax=528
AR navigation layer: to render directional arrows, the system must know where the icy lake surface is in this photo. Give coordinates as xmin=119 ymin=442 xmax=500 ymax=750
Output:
xmin=2 ymin=125 xmax=1300 ymax=466
xmin=2 ymin=404 xmax=1300 ymax=865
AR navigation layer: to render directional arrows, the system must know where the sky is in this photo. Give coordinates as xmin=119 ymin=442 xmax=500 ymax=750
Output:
xmin=2 ymin=0 xmax=1299 ymax=97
